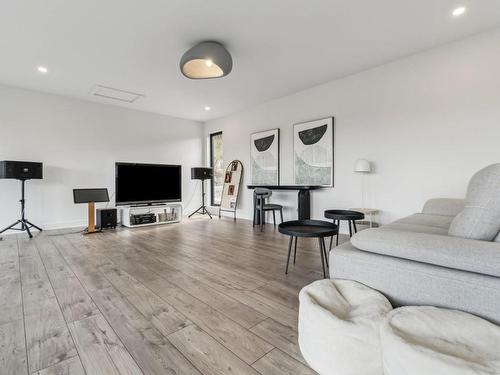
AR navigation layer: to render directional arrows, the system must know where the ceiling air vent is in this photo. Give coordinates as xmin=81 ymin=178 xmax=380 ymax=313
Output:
xmin=90 ymin=85 xmax=144 ymax=103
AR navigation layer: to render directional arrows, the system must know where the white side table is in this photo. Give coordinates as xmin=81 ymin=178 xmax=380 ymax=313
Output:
xmin=350 ymin=208 xmax=379 ymax=228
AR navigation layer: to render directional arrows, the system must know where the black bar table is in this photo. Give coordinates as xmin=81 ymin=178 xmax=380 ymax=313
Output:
xmin=247 ymin=185 xmax=322 ymax=223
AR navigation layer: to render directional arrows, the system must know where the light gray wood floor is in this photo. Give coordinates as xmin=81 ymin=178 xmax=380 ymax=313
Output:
xmin=0 ymin=217 xmax=343 ymax=374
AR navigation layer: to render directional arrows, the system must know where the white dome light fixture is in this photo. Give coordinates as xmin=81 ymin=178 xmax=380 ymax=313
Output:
xmin=180 ymin=41 xmax=232 ymax=79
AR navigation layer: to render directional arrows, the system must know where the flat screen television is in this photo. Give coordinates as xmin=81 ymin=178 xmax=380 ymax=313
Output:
xmin=115 ymin=162 xmax=182 ymax=206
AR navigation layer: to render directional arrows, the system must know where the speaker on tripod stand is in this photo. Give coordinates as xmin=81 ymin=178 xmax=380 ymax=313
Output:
xmin=0 ymin=161 xmax=43 ymax=239
xmin=188 ymin=167 xmax=213 ymax=219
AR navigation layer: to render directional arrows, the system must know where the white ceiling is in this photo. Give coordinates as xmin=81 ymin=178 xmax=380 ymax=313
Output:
xmin=1 ymin=0 xmax=500 ymax=122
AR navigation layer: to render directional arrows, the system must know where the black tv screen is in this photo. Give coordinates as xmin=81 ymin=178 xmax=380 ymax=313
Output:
xmin=115 ymin=163 xmax=182 ymax=205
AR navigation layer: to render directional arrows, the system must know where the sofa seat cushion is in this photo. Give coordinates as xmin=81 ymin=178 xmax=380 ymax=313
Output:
xmin=381 ymin=306 xmax=500 ymax=375
xmin=330 ymin=243 xmax=500 ymax=324
xmin=299 ymin=279 xmax=392 ymax=375
xmin=394 ymin=213 xmax=455 ymax=230
xmin=449 ymin=163 xmax=500 ymax=241
xmin=351 ymin=228 xmax=500 ymax=277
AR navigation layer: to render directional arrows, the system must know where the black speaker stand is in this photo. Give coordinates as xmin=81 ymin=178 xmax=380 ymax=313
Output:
xmin=0 ymin=179 xmax=42 ymax=239
xmin=188 ymin=179 xmax=212 ymax=219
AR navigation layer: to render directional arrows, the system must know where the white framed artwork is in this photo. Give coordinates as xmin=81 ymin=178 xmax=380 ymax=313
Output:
xmin=294 ymin=117 xmax=334 ymax=186
xmin=250 ymin=128 xmax=280 ymax=185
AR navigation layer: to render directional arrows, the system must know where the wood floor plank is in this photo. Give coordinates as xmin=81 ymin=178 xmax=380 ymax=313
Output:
xmin=90 ymin=287 xmax=200 ymax=375
xmin=34 ymin=235 xmax=99 ymax=323
xmin=163 ymin=271 xmax=267 ymax=329
xmin=0 ymin=240 xmax=19 ymax=275
xmin=0 ymin=273 xmax=23 ymax=325
xmin=225 ymin=290 xmax=298 ymax=330
xmin=68 ymin=314 xmax=143 ymax=375
xmin=19 ymin=254 xmax=48 ymax=286
xmin=99 ymin=264 xmax=192 ymax=336
xmin=250 ymin=318 xmax=305 ymax=365
xmin=78 ymin=238 xmax=274 ymax=365
xmin=103 ymin=232 xmax=265 ymax=293
xmin=51 ymin=277 xmax=99 ymax=323
xmin=23 ymin=296 xmax=77 ymax=373
xmin=18 ymin=238 xmax=77 ymax=374
xmin=99 ymin=259 xmax=272 ymax=366
xmin=146 ymin=277 xmax=274 ymax=365
xmin=168 ymin=325 xmax=260 ymax=375
xmin=0 ymin=319 xmax=27 ymax=375
xmin=253 ymin=282 xmax=300 ymax=312
xmin=252 ymin=349 xmax=317 ymax=375
xmin=36 ymin=356 xmax=85 ymax=375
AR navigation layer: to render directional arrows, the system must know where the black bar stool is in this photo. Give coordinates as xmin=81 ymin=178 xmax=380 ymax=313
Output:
xmin=324 ymin=209 xmax=365 ymax=249
xmin=253 ymin=188 xmax=284 ymax=231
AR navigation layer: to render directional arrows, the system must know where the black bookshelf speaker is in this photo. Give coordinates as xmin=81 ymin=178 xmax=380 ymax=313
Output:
xmin=191 ymin=167 xmax=213 ymax=180
xmin=0 ymin=161 xmax=43 ymax=180
xmin=96 ymin=208 xmax=117 ymax=230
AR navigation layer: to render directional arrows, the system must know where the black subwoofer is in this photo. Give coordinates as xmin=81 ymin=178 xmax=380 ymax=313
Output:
xmin=96 ymin=208 xmax=117 ymax=230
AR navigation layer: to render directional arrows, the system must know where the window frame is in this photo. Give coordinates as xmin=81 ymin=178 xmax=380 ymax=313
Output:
xmin=210 ymin=131 xmax=223 ymax=206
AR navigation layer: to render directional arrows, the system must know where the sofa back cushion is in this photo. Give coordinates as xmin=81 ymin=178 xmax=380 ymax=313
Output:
xmin=422 ymin=198 xmax=465 ymax=217
xmin=449 ymin=163 xmax=500 ymax=241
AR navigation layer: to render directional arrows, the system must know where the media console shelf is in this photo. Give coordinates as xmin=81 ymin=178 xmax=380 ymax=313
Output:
xmin=120 ymin=203 xmax=182 ymax=228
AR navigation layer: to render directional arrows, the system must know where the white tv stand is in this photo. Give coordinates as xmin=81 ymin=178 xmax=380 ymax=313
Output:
xmin=119 ymin=203 xmax=182 ymax=228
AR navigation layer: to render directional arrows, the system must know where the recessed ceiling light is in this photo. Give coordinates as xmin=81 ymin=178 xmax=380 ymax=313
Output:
xmin=37 ymin=66 xmax=48 ymax=74
xmin=204 ymin=106 xmax=211 ymax=111
xmin=452 ymin=6 xmax=466 ymax=17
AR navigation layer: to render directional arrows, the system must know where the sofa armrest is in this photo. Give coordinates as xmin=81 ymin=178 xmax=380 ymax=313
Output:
xmin=422 ymin=198 xmax=465 ymax=217
xmin=351 ymin=228 xmax=500 ymax=278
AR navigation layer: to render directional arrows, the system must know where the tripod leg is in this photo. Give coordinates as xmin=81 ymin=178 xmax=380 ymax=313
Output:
xmin=25 ymin=220 xmax=42 ymax=232
xmin=0 ymin=220 xmax=22 ymax=234
xmin=24 ymin=223 xmax=33 ymax=239
xmin=206 ymin=208 xmax=213 ymax=219
xmin=188 ymin=206 xmax=203 ymax=218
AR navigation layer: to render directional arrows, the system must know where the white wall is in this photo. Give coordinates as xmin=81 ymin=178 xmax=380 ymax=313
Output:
xmin=0 ymin=85 xmax=203 ymax=232
xmin=205 ymin=28 xmax=500 ymax=226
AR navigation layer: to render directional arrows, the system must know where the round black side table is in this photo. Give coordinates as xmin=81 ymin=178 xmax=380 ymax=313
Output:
xmin=324 ymin=209 xmax=365 ymax=249
xmin=278 ymin=220 xmax=338 ymax=278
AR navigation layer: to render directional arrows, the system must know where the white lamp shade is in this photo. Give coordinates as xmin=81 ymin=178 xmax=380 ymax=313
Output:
xmin=354 ymin=159 xmax=371 ymax=173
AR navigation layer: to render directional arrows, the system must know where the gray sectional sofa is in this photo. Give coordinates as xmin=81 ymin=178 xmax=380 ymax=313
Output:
xmin=330 ymin=164 xmax=500 ymax=324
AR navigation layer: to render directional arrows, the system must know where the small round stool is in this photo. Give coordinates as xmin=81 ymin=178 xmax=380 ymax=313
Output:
xmin=324 ymin=209 xmax=364 ymax=248
xmin=278 ymin=220 xmax=338 ymax=278
xmin=381 ymin=306 xmax=500 ymax=375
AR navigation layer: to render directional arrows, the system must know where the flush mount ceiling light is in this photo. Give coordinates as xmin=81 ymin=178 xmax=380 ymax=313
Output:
xmin=204 ymin=106 xmax=211 ymax=111
xmin=37 ymin=66 xmax=48 ymax=74
xmin=452 ymin=6 xmax=466 ymax=17
xmin=180 ymin=41 xmax=232 ymax=79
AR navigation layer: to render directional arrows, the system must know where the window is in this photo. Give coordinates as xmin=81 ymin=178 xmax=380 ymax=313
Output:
xmin=210 ymin=132 xmax=224 ymax=206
